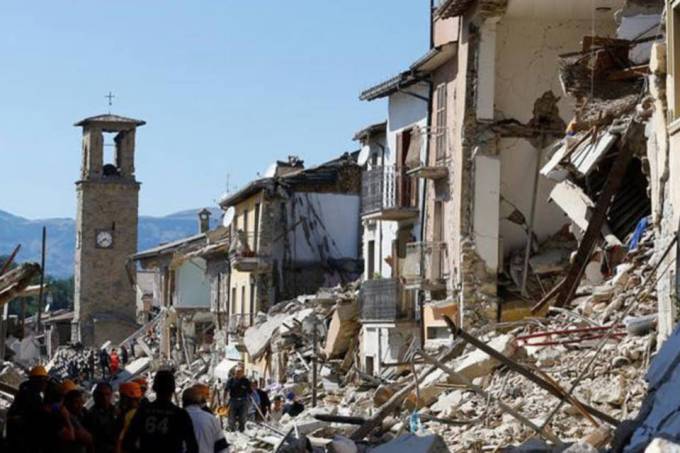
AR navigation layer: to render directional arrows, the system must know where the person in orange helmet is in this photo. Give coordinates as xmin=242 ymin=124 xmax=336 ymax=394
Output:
xmin=192 ymin=384 xmax=213 ymax=414
xmin=132 ymin=377 xmax=149 ymax=407
xmin=116 ymin=382 xmax=142 ymax=453
xmin=6 ymin=365 xmax=50 ymax=452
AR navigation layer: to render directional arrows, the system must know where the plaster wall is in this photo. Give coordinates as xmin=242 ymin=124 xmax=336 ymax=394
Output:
xmin=360 ymin=86 xmax=428 ymax=282
xmin=288 ymin=193 xmax=360 ymax=264
xmin=360 ymin=323 xmax=418 ymax=376
xmin=433 ymin=16 xmax=459 ymax=47
xmin=175 ymin=258 xmax=211 ymax=309
xmin=493 ymin=18 xmax=615 ymax=256
xmin=363 ymin=220 xmax=399 ymax=279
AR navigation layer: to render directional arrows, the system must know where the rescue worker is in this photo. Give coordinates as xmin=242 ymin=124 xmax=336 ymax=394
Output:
xmin=283 ymin=392 xmax=305 ymax=417
xmin=182 ymin=387 xmax=229 ymax=453
xmin=224 ymin=366 xmax=250 ymax=432
xmin=120 ymin=345 xmax=129 ymax=366
xmin=191 ymin=383 xmax=213 ymax=413
xmin=99 ymin=349 xmax=110 ymax=379
xmin=62 ymin=388 xmax=94 ymax=453
xmin=35 ymin=379 xmax=70 ymax=452
xmin=132 ymin=377 xmax=149 ymax=407
xmin=122 ymin=370 xmax=198 ymax=453
xmin=6 ymin=365 xmax=49 ymax=452
xmin=116 ymin=381 xmax=142 ymax=453
xmin=109 ymin=350 xmax=121 ymax=376
xmin=83 ymin=382 xmax=118 ymax=453
xmin=269 ymin=396 xmax=285 ymax=424
xmin=251 ymin=381 xmax=270 ymax=420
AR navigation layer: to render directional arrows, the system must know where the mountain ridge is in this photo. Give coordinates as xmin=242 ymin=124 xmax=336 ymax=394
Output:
xmin=0 ymin=207 xmax=223 ymax=278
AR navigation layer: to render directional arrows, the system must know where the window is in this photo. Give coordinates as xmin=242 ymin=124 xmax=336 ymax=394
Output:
xmin=231 ymin=287 xmax=236 ymax=316
xmin=367 ymin=240 xmax=375 ymax=279
xmin=427 ymin=326 xmax=450 ymax=340
xmin=435 ymin=83 xmax=448 ymax=160
xmin=243 ymin=209 xmax=249 ymax=247
xmin=241 ymin=286 xmax=246 ymax=315
xmin=365 ymin=356 xmax=375 ymax=375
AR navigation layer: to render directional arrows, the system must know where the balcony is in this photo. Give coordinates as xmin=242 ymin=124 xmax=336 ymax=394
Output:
xmin=361 ymin=165 xmax=419 ymax=221
xmin=403 ymin=242 xmax=449 ymax=291
xmin=360 ymin=278 xmax=415 ymax=322
xmin=406 ymin=159 xmax=448 ymax=180
xmin=228 ymin=231 xmax=270 ymax=273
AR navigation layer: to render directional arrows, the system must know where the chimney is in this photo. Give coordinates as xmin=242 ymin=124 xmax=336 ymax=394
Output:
xmin=198 ymin=208 xmax=211 ymax=233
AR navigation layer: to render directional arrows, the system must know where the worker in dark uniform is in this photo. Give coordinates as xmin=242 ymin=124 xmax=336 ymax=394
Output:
xmin=122 ymin=370 xmax=198 ymax=453
xmin=224 ymin=366 xmax=251 ymax=432
xmin=6 ymin=365 xmax=49 ymax=452
xmin=82 ymin=382 xmax=118 ymax=453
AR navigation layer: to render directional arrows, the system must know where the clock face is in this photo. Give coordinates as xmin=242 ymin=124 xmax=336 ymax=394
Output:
xmin=96 ymin=231 xmax=113 ymax=249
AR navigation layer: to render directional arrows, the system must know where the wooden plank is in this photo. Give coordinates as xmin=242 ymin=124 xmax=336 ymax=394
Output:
xmin=418 ymin=350 xmax=563 ymax=446
xmin=443 ymin=315 xmax=619 ymax=427
xmin=554 ymin=120 xmax=638 ymax=308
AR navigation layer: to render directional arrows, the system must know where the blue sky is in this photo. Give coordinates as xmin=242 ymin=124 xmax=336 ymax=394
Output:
xmin=0 ymin=1 xmax=429 ymax=219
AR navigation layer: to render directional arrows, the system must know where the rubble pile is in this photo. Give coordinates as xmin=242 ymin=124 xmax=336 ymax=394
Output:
xmin=220 ymin=230 xmax=662 ymax=452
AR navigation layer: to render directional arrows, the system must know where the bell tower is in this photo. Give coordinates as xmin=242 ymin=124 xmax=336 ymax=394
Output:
xmin=73 ymin=114 xmax=145 ymax=346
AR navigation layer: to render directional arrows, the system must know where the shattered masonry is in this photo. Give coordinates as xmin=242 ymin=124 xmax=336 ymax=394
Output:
xmin=8 ymin=0 xmax=680 ymax=452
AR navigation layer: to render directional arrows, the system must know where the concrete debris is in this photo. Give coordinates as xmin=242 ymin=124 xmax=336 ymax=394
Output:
xmin=645 ymin=438 xmax=680 ymax=453
xmin=369 ymin=433 xmax=450 ymax=453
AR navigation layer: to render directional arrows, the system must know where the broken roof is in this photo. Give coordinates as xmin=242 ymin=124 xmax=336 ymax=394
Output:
xmin=74 ymin=113 xmax=146 ymax=128
xmin=219 ymin=151 xmax=359 ymax=208
xmin=353 ymin=121 xmax=387 ymax=141
xmin=132 ymin=233 xmax=206 ymax=261
xmin=359 ymin=43 xmax=456 ymax=101
xmin=435 ymin=0 xmax=474 ymax=19
xmin=359 ymin=71 xmax=425 ymax=101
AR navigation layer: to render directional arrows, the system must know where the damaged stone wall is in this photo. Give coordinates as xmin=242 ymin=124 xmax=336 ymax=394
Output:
xmin=648 ymin=36 xmax=680 ymax=342
xmin=447 ymin=7 xmax=621 ymax=323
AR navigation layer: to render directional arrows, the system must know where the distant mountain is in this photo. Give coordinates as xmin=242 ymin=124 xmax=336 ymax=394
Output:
xmin=0 ymin=208 xmax=223 ymax=278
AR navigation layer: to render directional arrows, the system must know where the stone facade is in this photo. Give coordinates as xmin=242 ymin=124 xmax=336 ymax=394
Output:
xmin=73 ymin=114 xmax=144 ymax=346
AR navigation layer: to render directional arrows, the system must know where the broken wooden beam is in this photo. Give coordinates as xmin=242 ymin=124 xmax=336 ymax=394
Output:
xmin=554 ymin=119 xmax=638 ymax=308
xmin=350 ymin=338 xmax=465 ymax=441
xmin=443 ymin=316 xmax=619 ymax=427
xmin=0 ymin=244 xmax=21 ymax=276
xmin=418 ymin=350 xmax=563 ymax=446
xmin=314 ymin=414 xmax=366 ymax=425
xmin=531 ymin=278 xmax=566 ymax=314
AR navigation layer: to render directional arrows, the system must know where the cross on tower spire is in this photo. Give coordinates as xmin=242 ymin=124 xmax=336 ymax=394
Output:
xmin=105 ymin=91 xmax=115 ymax=113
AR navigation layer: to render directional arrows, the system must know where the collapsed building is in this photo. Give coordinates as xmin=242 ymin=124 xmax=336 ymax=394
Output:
xmin=9 ymin=0 xmax=680 ymax=451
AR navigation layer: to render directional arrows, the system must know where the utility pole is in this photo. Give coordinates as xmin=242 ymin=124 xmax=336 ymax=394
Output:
xmin=36 ymin=226 xmax=47 ymax=332
xmin=312 ymin=320 xmax=318 ymax=407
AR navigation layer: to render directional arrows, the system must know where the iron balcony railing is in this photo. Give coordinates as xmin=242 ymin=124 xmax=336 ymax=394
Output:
xmin=227 ymin=313 xmax=253 ymax=335
xmin=360 ymin=278 xmax=414 ymax=321
xmin=361 ymin=165 xmax=416 ymax=216
xmin=403 ymin=242 xmax=449 ymax=289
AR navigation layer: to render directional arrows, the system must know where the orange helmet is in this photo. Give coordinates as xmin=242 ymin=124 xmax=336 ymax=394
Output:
xmin=119 ymin=382 xmax=142 ymax=399
xmin=59 ymin=379 xmax=78 ymax=394
xmin=192 ymin=384 xmax=210 ymax=400
xmin=29 ymin=365 xmax=48 ymax=378
xmin=133 ymin=378 xmax=148 ymax=390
